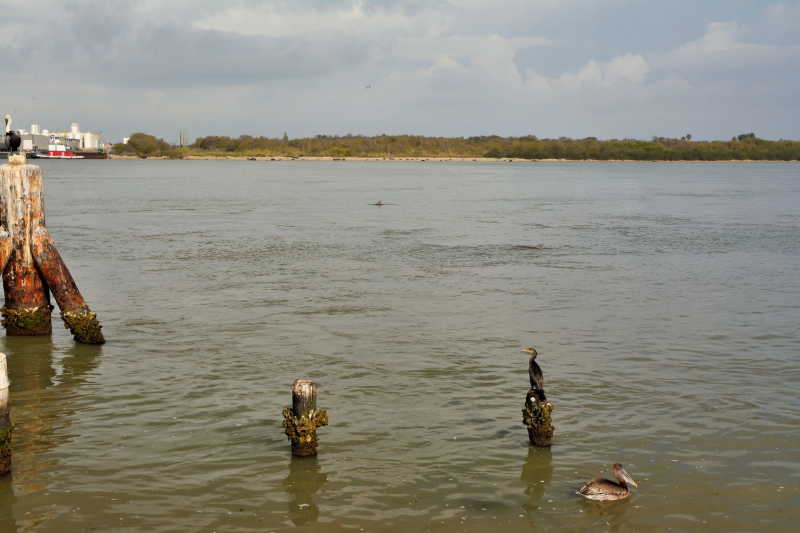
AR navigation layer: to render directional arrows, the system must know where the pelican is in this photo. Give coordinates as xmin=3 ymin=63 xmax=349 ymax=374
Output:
xmin=5 ymin=115 xmax=21 ymax=152
xmin=524 ymin=348 xmax=546 ymax=401
xmin=373 ymin=200 xmax=383 ymax=206
xmin=577 ymin=463 xmax=638 ymax=500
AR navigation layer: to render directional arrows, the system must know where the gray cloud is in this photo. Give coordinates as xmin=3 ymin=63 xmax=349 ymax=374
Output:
xmin=1 ymin=0 xmax=798 ymax=142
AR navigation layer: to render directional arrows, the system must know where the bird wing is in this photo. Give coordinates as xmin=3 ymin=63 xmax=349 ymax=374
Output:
xmin=529 ymin=361 xmax=544 ymax=390
xmin=577 ymin=478 xmax=627 ymax=497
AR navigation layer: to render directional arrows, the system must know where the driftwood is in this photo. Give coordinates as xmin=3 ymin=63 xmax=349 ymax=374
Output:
xmin=0 ymin=353 xmax=11 ymax=474
xmin=0 ymin=153 xmax=103 ymax=343
xmin=283 ymin=380 xmax=328 ymax=456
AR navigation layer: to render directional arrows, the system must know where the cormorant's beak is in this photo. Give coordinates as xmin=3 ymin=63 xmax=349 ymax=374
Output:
xmin=621 ymin=468 xmax=638 ymax=487
xmin=523 ymin=349 xmax=533 ymax=353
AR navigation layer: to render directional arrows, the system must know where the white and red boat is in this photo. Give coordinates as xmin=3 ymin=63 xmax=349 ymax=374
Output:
xmin=37 ymin=144 xmax=84 ymax=159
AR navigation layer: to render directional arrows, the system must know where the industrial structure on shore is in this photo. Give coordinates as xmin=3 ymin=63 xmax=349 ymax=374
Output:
xmin=2 ymin=122 xmax=107 ymax=158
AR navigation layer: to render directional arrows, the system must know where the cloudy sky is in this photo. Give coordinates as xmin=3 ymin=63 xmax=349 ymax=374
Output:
xmin=2 ymin=0 xmax=799 ymax=143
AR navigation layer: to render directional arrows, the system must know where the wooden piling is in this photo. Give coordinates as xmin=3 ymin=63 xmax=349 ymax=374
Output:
xmin=0 ymin=352 xmax=11 ymax=474
xmin=31 ymin=227 xmax=104 ymax=344
xmin=283 ymin=380 xmax=328 ymax=456
xmin=522 ymin=350 xmax=554 ymax=446
xmin=0 ymin=153 xmax=103 ymax=343
xmin=0 ymin=154 xmax=51 ymax=335
xmin=523 ymin=390 xmax=554 ymax=446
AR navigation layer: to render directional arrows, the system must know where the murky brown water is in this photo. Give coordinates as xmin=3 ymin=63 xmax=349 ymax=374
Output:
xmin=0 ymin=160 xmax=798 ymax=532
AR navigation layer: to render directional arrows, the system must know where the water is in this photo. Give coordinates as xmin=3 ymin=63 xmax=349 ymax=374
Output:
xmin=0 ymin=160 xmax=798 ymax=532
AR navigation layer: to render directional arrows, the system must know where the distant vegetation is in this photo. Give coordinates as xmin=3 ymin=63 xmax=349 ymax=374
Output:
xmin=113 ymin=133 xmax=800 ymax=161
xmin=112 ymin=133 xmax=173 ymax=158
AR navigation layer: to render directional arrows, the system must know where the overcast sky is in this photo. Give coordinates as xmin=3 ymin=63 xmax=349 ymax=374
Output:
xmin=2 ymin=0 xmax=799 ymax=143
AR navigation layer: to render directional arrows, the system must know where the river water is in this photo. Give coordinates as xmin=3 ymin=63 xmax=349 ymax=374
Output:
xmin=0 ymin=160 xmax=798 ymax=532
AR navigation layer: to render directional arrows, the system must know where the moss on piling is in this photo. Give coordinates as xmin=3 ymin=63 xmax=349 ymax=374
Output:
xmin=522 ymin=393 xmax=554 ymax=446
xmin=283 ymin=408 xmax=328 ymax=456
xmin=1 ymin=305 xmax=53 ymax=335
xmin=61 ymin=308 xmax=105 ymax=344
xmin=0 ymin=418 xmax=12 ymax=475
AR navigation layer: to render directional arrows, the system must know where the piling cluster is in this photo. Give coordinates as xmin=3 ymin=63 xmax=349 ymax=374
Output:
xmin=0 ymin=153 xmax=103 ymax=344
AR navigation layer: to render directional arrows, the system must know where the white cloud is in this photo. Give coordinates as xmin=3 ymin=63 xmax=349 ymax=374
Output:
xmin=679 ymin=22 xmax=745 ymax=53
xmin=525 ymin=53 xmax=649 ymax=94
xmin=654 ymin=20 xmax=800 ymax=70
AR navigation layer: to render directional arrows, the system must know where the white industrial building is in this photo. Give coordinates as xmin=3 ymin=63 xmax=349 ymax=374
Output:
xmin=15 ymin=122 xmax=102 ymax=152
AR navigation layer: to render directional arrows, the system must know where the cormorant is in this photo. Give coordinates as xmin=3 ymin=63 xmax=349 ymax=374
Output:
xmin=576 ymin=463 xmax=638 ymax=501
xmin=524 ymin=348 xmax=546 ymax=401
xmin=4 ymin=115 xmax=21 ymax=153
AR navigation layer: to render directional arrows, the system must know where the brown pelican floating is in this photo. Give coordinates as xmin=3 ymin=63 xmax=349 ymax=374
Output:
xmin=524 ymin=348 xmax=546 ymax=401
xmin=577 ymin=463 xmax=638 ymax=500
xmin=5 ymin=115 xmax=21 ymax=153
xmin=373 ymin=200 xmax=383 ymax=206
xmin=513 ymin=244 xmax=543 ymax=250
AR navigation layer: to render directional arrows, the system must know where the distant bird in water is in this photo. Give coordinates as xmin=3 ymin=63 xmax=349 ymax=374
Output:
xmin=513 ymin=244 xmax=543 ymax=250
xmin=366 ymin=85 xmax=371 ymax=89
xmin=373 ymin=200 xmax=383 ymax=206
xmin=577 ymin=464 xmax=638 ymax=500
xmin=524 ymin=348 xmax=546 ymax=401
xmin=5 ymin=115 xmax=21 ymax=153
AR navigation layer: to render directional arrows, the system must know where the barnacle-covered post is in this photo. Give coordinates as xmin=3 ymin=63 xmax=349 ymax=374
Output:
xmin=0 ymin=352 xmax=11 ymax=474
xmin=283 ymin=380 xmax=328 ymax=456
xmin=0 ymin=153 xmax=103 ymax=343
xmin=522 ymin=390 xmax=553 ymax=446
xmin=521 ymin=348 xmax=553 ymax=446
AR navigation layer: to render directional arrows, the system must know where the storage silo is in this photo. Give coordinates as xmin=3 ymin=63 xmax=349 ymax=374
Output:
xmin=83 ymin=132 xmax=95 ymax=149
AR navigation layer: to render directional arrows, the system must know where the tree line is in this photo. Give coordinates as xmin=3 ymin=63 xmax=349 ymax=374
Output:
xmin=113 ymin=133 xmax=800 ymax=161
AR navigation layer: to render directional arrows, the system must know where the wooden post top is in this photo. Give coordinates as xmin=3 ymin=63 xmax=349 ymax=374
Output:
xmin=7 ymin=153 xmax=27 ymax=166
xmin=292 ymin=379 xmax=316 ymax=418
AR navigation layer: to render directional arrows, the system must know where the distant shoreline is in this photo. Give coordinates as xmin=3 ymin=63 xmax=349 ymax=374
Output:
xmin=108 ymin=155 xmax=797 ymax=163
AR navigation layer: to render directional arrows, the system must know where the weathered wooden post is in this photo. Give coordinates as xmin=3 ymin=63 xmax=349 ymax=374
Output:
xmin=521 ymin=348 xmax=553 ymax=446
xmin=0 ymin=352 xmax=11 ymax=474
xmin=282 ymin=380 xmax=328 ymax=456
xmin=0 ymin=153 xmax=104 ymax=344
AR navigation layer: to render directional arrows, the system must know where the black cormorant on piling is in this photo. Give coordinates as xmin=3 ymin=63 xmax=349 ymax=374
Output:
xmin=524 ymin=348 xmax=546 ymax=401
xmin=5 ymin=115 xmax=21 ymax=152
xmin=576 ymin=463 xmax=638 ymax=501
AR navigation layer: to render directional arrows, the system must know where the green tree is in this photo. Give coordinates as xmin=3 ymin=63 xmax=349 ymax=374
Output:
xmin=283 ymin=132 xmax=289 ymax=141
xmin=686 ymin=134 xmax=692 ymax=141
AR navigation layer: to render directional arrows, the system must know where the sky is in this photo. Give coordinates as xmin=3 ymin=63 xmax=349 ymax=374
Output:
xmin=1 ymin=0 xmax=799 ymax=143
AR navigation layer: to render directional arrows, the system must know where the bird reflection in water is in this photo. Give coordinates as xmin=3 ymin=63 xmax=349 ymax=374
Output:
xmin=283 ymin=455 xmax=328 ymax=526
xmin=520 ymin=445 xmax=553 ymax=525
